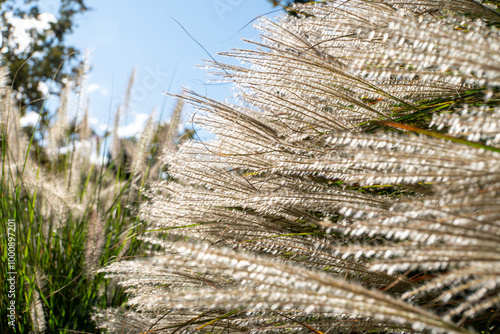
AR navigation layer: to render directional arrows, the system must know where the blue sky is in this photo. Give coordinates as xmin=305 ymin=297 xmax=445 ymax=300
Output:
xmin=50 ymin=0 xmax=278 ymax=138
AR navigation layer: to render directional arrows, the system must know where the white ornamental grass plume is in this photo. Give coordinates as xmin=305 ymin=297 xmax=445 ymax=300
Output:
xmin=147 ymin=95 xmax=185 ymax=181
xmin=111 ymin=68 xmax=136 ymax=162
xmin=164 ymin=94 xmax=184 ymax=152
xmin=30 ymin=287 xmax=47 ymax=333
xmin=130 ymin=108 xmax=156 ymax=188
xmin=84 ymin=209 xmax=106 ymax=277
xmin=47 ymin=83 xmax=70 ymax=158
xmin=96 ymin=0 xmax=500 ymax=333
xmin=0 ymin=76 xmax=30 ymax=173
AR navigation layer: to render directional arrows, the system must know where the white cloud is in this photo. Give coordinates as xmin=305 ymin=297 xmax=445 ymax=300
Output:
xmin=117 ymin=113 xmax=150 ymax=138
xmin=90 ymin=152 xmax=108 ymax=165
xmin=89 ymin=117 xmax=99 ymax=126
xmin=38 ymin=81 xmax=49 ymax=96
xmin=19 ymin=111 xmax=41 ymax=127
xmin=3 ymin=12 xmax=57 ymax=54
xmin=97 ymin=123 xmax=110 ymax=134
xmin=86 ymin=83 xmax=108 ymax=96
xmin=86 ymin=83 xmax=100 ymax=93
xmin=58 ymin=139 xmax=92 ymax=155
xmin=54 ymin=137 xmax=108 ymax=165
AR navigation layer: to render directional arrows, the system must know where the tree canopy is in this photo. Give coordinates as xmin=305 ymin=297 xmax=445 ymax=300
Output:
xmin=268 ymin=0 xmax=310 ymax=6
xmin=0 ymin=0 xmax=89 ymax=114
xmin=267 ymin=0 xmax=311 ymax=12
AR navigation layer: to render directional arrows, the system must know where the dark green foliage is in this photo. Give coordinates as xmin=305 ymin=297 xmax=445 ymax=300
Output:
xmin=0 ymin=0 xmax=89 ymax=114
xmin=267 ymin=0 xmax=316 ymax=16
